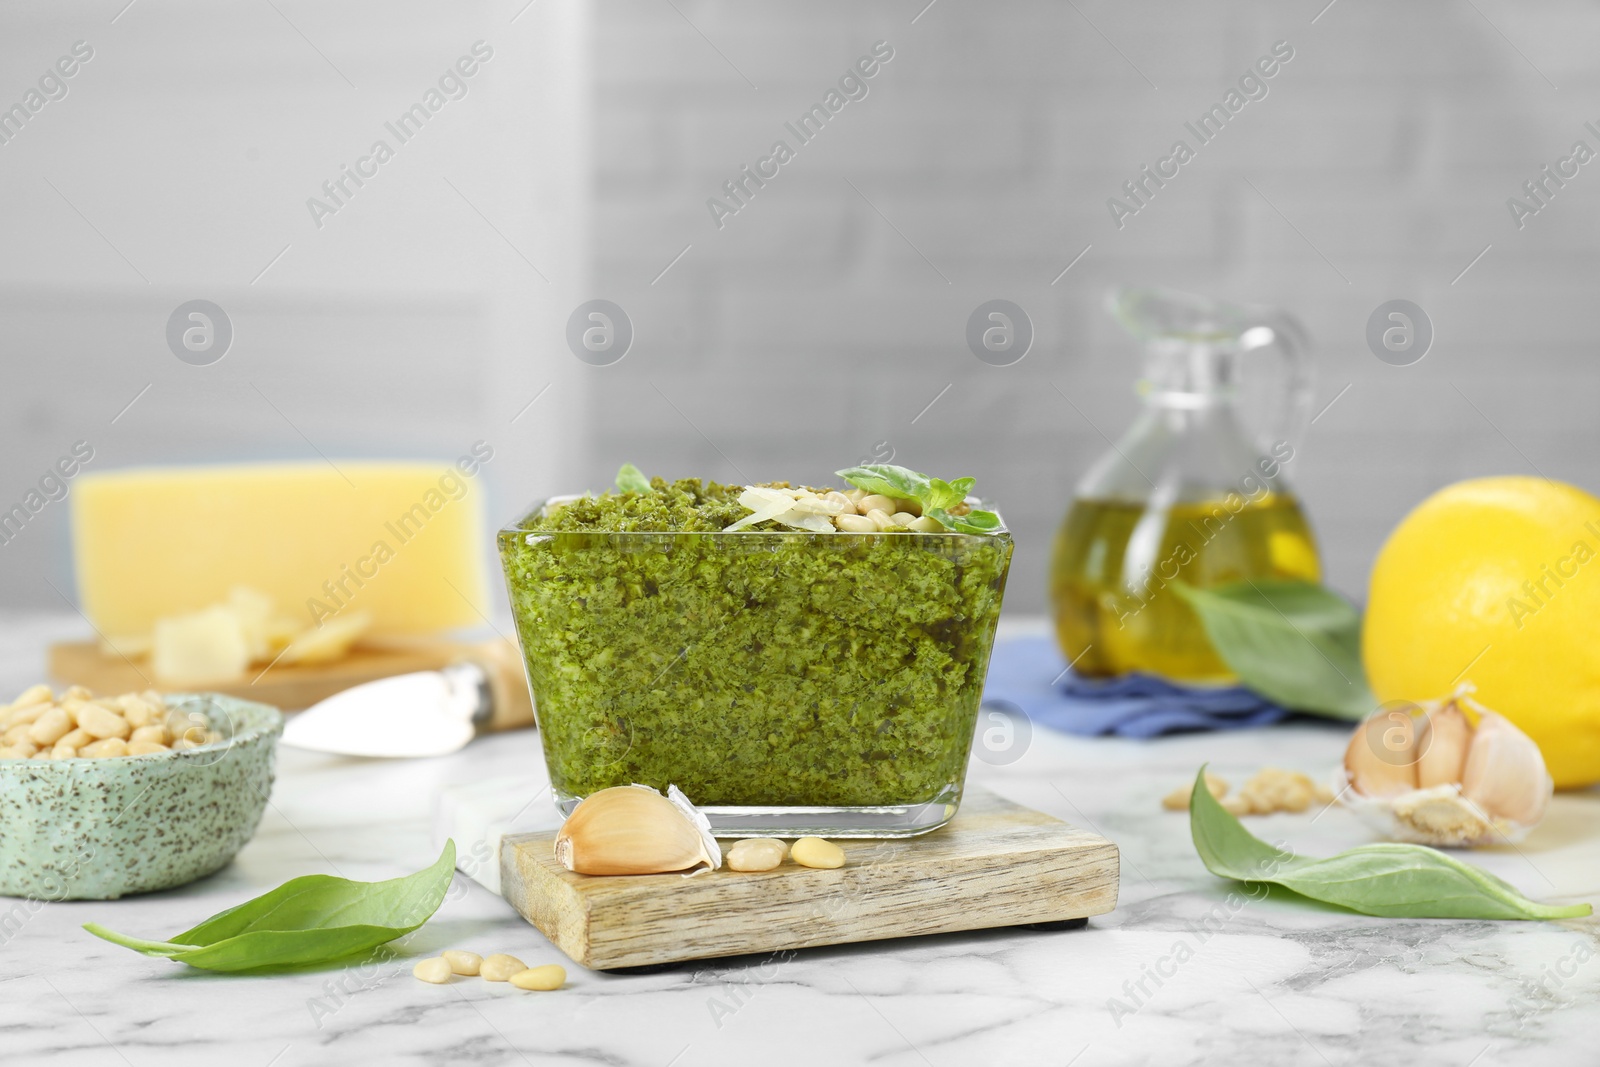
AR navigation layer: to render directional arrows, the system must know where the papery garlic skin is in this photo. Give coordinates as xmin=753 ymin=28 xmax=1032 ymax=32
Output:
xmin=1336 ymin=688 xmax=1553 ymax=848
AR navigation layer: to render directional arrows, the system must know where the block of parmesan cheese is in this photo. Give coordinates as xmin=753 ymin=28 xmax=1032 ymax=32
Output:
xmin=72 ymin=461 xmax=490 ymax=637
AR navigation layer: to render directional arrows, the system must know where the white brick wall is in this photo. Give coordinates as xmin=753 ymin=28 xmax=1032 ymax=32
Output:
xmin=2 ymin=0 xmax=1595 ymax=621
xmin=586 ymin=0 xmax=1600 ymax=612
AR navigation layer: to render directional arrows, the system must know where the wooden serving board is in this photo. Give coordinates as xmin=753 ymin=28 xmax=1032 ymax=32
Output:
xmin=49 ymin=638 xmax=495 ymax=714
xmin=499 ymin=788 xmax=1120 ymax=970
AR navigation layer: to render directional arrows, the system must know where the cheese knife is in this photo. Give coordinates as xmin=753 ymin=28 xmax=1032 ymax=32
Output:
xmin=282 ymin=640 xmax=536 ymax=758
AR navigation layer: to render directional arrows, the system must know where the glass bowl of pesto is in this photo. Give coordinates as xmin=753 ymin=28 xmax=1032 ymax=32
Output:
xmin=496 ymin=466 xmax=1013 ymax=837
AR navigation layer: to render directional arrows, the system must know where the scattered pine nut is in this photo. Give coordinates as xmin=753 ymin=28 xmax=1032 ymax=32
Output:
xmin=790 ymin=837 xmax=845 ymax=869
xmin=726 ymin=838 xmax=787 ymax=872
xmin=1161 ymin=772 xmax=1229 ymax=811
xmin=509 ymin=965 xmax=566 ymax=991
xmin=480 ymin=953 xmax=526 ymax=982
xmin=412 ymin=958 xmax=452 ymax=984
xmin=442 ymin=950 xmax=482 ymax=976
xmin=1166 ymin=768 xmax=1332 ymax=816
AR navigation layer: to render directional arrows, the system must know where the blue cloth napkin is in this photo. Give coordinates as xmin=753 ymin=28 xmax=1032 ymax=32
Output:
xmin=981 ymin=635 xmax=1293 ymax=738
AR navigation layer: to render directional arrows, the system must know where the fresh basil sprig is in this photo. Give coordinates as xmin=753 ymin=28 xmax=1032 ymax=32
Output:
xmin=834 ymin=464 xmax=1002 ymax=534
xmin=84 ymin=841 xmax=457 ymax=972
xmin=1173 ymin=579 xmax=1371 ymax=720
xmin=1189 ymin=770 xmax=1589 ymax=920
xmin=615 ymin=463 xmax=653 ymax=494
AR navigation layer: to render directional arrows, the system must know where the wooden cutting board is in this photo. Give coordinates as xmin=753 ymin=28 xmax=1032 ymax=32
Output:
xmin=47 ymin=638 xmax=535 ymax=722
xmin=499 ymin=787 xmax=1119 ymax=970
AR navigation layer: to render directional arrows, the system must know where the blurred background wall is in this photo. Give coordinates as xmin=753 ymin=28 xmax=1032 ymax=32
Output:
xmin=3 ymin=0 xmax=1597 ymax=616
xmin=0 ymin=0 xmax=589 ymax=622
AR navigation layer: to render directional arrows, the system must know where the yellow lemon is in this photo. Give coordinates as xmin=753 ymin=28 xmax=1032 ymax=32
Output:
xmin=1364 ymin=476 xmax=1600 ymax=788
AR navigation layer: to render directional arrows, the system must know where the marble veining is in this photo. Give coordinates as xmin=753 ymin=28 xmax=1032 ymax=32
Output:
xmin=0 ymin=612 xmax=1595 ymax=1066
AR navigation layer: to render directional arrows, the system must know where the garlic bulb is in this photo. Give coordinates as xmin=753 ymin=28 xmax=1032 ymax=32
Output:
xmin=554 ymin=784 xmax=721 ymax=875
xmin=1337 ymin=686 xmax=1552 ymax=847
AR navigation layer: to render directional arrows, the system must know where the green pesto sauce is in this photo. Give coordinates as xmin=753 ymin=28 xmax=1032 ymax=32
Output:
xmin=498 ymin=477 xmax=1013 ymax=807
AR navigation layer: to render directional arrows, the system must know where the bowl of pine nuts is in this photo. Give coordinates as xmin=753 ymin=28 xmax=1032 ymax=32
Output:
xmin=0 ymin=685 xmax=282 ymax=900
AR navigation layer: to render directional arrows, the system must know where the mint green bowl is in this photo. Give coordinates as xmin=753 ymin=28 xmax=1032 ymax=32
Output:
xmin=0 ymin=694 xmax=282 ymax=900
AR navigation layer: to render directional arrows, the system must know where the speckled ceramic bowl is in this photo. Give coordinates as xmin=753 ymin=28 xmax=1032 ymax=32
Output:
xmin=0 ymin=693 xmax=282 ymax=900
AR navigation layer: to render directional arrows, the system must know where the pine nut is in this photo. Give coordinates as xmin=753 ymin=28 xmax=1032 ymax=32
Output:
xmin=50 ymin=743 xmax=77 ymax=760
xmin=892 ymin=497 xmax=922 ymax=517
xmin=480 ymin=953 xmax=526 ymax=981
xmin=120 ymin=695 xmax=158 ymax=729
xmin=727 ymin=838 xmax=788 ymax=872
xmin=889 ymin=512 xmax=918 ymax=526
xmin=63 ymin=686 xmax=91 ymax=701
xmin=28 ymin=707 xmax=71 ymax=747
xmin=864 ymin=508 xmax=895 ymax=531
xmin=0 ymin=746 xmax=21 ymax=759
xmin=908 ymin=516 xmax=946 ymax=533
xmin=821 ymin=491 xmax=855 ymax=513
xmin=167 ymin=711 xmax=210 ymax=746
xmin=58 ymin=728 xmax=93 ymax=750
xmin=509 ymin=965 xmax=565 ymax=991
xmin=858 ymin=494 xmax=897 ymax=516
xmin=835 ymin=514 xmax=877 ymax=533
xmin=790 ymin=837 xmax=846 ymax=869
xmin=3 ymin=703 xmax=48 ymax=728
xmin=126 ymin=740 xmax=170 ymax=756
xmin=442 ymin=950 xmax=482 ymax=976
xmin=843 ymin=488 xmax=867 ymax=506
xmin=130 ymin=724 xmax=170 ymax=745
xmin=9 ymin=684 xmax=52 ymax=710
xmin=412 ymin=957 xmax=452 ymax=984
xmin=3 ymin=723 xmax=32 ymax=745
xmin=81 ymin=737 xmax=130 ymax=759
xmin=77 ymin=703 xmax=131 ymax=740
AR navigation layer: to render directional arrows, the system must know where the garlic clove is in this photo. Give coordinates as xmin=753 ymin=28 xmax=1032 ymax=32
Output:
xmin=1344 ymin=708 xmax=1421 ymax=798
xmin=555 ymin=784 xmax=721 ymax=875
xmin=1461 ymin=711 xmax=1552 ymax=827
xmin=1336 ymin=687 xmax=1554 ymax=847
xmin=1416 ymin=701 xmax=1472 ymax=789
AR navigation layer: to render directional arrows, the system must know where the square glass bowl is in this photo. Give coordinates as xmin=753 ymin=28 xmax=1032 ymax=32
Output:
xmin=497 ymin=501 xmax=1013 ymax=837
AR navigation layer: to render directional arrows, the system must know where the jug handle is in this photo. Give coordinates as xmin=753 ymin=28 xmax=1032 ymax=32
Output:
xmin=1240 ymin=314 xmax=1314 ymax=458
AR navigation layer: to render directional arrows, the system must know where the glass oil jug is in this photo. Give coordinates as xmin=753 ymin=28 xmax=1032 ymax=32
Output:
xmin=1049 ymin=287 xmax=1322 ymax=684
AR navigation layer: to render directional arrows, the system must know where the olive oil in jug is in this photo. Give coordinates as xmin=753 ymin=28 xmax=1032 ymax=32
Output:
xmin=1049 ymin=288 xmax=1322 ymax=684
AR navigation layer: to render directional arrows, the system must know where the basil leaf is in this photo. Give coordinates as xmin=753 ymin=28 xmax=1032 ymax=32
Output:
xmin=1173 ymin=579 xmax=1372 ymax=719
xmin=1189 ymin=770 xmax=1590 ymax=920
xmin=927 ymin=506 xmax=1003 ymax=534
xmin=835 ymin=464 xmax=931 ymax=501
xmin=615 ymin=463 xmax=652 ymax=494
xmin=924 ymin=477 xmax=957 ymax=510
xmin=84 ymin=841 xmax=456 ymax=972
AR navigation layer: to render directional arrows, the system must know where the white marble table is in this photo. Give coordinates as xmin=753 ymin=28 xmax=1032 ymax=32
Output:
xmin=1 ymin=613 xmax=1596 ymax=1066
